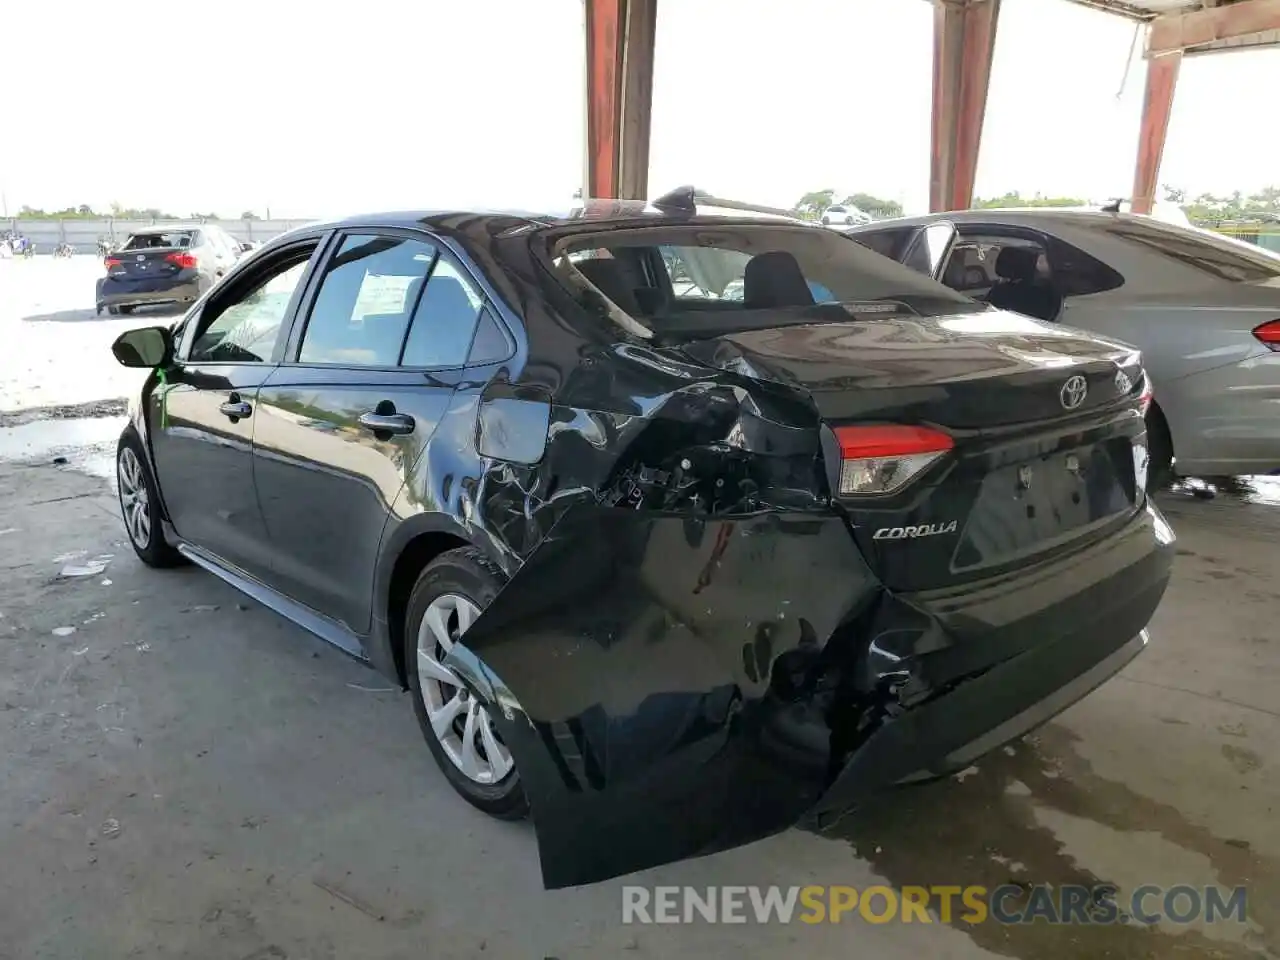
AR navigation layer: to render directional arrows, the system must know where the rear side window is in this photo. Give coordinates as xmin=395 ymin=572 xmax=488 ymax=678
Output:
xmin=298 ymin=234 xmax=435 ymax=366
xmin=1106 ymin=220 xmax=1280 ymax=283
xmin=1046 ymin=235 xmax=1125 ymax=296
xmin=400 ymin=257 xmax=487 ymax=368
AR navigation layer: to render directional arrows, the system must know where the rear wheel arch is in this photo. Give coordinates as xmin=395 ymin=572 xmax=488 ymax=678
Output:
xmin=385 ymin=528 xmax=497 ymax=687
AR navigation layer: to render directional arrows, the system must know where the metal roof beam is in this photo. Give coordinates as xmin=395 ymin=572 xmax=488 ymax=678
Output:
xmin=1147 ymin=0 xmax=1280 ymax=55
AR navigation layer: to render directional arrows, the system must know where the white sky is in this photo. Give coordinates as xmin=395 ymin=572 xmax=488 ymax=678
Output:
xmin=2 ymin=0 xmax=1276 ymax=218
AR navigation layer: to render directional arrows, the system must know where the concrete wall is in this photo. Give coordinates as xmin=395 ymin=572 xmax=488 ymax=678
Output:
xmin=2 ymin=218 xmax=314 ymax=251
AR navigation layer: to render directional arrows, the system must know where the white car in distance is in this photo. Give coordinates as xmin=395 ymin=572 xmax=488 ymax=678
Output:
xmin=821 ymin=204 xmax=872 ymax=226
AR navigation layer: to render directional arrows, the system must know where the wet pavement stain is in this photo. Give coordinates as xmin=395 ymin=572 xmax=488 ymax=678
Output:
xmin=811 ymin=724 xmax=1277 ymax=959
xmin=1221 ymin=745 xmax=1263 ymax=775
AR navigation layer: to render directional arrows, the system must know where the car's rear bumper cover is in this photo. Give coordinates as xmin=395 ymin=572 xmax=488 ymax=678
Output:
xmin=1160 ymin=349 xmax=1280 ymax=476
xmin=446 ymin=498 xmax=1174 ymax=889
xmin=98 ymin=273 xmax=203 ymax=307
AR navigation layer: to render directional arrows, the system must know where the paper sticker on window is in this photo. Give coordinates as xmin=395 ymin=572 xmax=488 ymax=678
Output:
xmin=354 ymin=273 xmax=415 ymax=320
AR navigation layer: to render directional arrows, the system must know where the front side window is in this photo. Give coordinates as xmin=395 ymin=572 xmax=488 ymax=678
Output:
xmin=298 ymin=234 xmax=436 ymax=366
xmin=188 ymin=249 xmax=314 ymax=363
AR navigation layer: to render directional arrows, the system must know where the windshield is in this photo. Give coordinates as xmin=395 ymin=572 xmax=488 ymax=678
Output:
xmin=544 ymin=223 xmax=982 ymax=341
xmin=122 ymin=231 xmax=194 ymax=250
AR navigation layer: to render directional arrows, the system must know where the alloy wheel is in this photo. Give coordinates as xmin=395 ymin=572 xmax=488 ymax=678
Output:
xmin=416 ymin=594 xmax=513 ymax=784
xmin=117 ymin=447 xmax=152 ymax=548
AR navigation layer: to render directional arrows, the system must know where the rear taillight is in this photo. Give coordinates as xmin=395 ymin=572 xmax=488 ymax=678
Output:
xmin=832 ymin=424 xmax=954 ymax=496
xmin=1253 ymin=320 xmax=1280 ymax=351
xmin=104 ymin=257 xmax=121 ymax=268
xmin=165 ymin=252 xmax=198 ymax=269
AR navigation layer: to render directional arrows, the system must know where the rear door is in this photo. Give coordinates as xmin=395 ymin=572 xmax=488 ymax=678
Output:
xmin=153 ymin=235 xmax=327 ymax=576
xmin=253 ymin=229 xmax=486 ymax=635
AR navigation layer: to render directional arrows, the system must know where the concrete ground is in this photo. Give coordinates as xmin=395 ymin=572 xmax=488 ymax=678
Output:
xmin=1 ymin=257 xmax=1278 ymax=959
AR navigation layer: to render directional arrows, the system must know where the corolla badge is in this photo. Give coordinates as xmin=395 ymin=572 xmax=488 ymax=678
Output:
xmin=1059 ymin=375 xmax=1088 ymax=410
xmin=873 ymin=521 xmax=959 ymax=540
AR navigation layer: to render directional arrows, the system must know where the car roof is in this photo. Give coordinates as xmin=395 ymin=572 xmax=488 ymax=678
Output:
xmin=296 ymin=199 xmax=806 ymax=239
xmin=129 ymin=223 xmax=204 ymax=234
xmin=843 ymin=209 xmax=1189 ymax=232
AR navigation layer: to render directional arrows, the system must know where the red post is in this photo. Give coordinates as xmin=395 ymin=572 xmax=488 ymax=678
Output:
xmin=584 ymin=0 xmax=655 ymax=201
xmin=585 ymin=0 xmax=624 ymax=200
xmin=930 ymin=0 xmax=1001 ymax=213
xmin=1131 ymin=51 xmax=1181 ymax=216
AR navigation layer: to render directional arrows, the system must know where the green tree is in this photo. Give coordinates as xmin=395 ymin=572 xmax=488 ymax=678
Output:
xmin=791 ymin=189 xmax=836 ymax=221
xmin=842 ymin=193 xmax=902 ymax=219
xmin=973 ymin=191 xmax=1085 ymax=209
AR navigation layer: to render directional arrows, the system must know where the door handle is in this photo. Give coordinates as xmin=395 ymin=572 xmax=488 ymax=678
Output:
xmin=219 ymin=395 xmax=252 ymax=421
xmin=358 ymin=411 xmax=415 ymax=436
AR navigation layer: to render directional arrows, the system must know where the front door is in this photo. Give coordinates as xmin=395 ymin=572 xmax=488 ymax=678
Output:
xmin=152 ymin=238 xmax=324 ymax=577
xmin=253 ymin=231 xmax=485 ymax=634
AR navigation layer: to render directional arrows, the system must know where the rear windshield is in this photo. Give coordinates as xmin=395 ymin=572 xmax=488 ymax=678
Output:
xmin=1106 ymin=219 xmax=1280 ymax=283
xmin=542 ymin=223 xmax=982 ymax=341
xmin=122 ymin=231 xmax=195 ymax=251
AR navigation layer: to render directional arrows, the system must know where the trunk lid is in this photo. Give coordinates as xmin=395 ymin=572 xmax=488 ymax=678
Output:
xmin=676 ymin=310 xmax=1141 ymax=428
xmin=676 ymin=310 xmax=1150 ymax=593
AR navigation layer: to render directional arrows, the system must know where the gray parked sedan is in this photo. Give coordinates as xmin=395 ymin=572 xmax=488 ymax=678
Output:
xmin=844 ymin=210 xmax=1280 ymax=481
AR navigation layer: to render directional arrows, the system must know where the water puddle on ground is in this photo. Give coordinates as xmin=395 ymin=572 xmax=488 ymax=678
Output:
xmin=0 ymin=415 xmax=126 ymax=479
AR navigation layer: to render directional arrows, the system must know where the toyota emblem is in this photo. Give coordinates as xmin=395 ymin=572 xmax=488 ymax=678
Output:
xmin=1060 ymin=375 xmax=1088 ymax=410
xmin=136 ymin=254 xmax=145 ymax=261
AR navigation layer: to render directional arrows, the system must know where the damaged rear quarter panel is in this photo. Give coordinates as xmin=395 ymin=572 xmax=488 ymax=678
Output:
xmin=424 ymin=324 xmax=887 ymax=888
xmin=446 ymin=504 xmax=878 ymax=890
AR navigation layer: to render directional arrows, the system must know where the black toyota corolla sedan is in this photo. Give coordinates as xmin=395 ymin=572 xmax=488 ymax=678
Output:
xmin=109 ymin=193 xmax=1175 ymax=889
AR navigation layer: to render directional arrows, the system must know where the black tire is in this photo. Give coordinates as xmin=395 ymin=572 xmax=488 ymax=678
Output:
xmin=107 ymin=305 xmax=121 ymax=316
xmin=117 ymin=431 xmax=186 ymax=568
xmin=821 ymin=217 xmax=830 ymax=225
xmin=118 ymin=305 xmax=136 ymax=315
xmin=1146 ymin=403 xmax=1175 ymax=490
xmin=405 ymin=547 xmax=528 ymax=820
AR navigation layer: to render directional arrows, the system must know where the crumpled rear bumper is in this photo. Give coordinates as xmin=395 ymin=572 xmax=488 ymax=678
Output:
xmin=445 ymin=498 xmax=1174 ymax=889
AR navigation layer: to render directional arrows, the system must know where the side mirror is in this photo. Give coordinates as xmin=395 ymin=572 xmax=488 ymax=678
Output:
xmin=111 ymin=326 xmax=173 ymax=368
xmin=239 ymin=242 xmax=253 ymax=253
